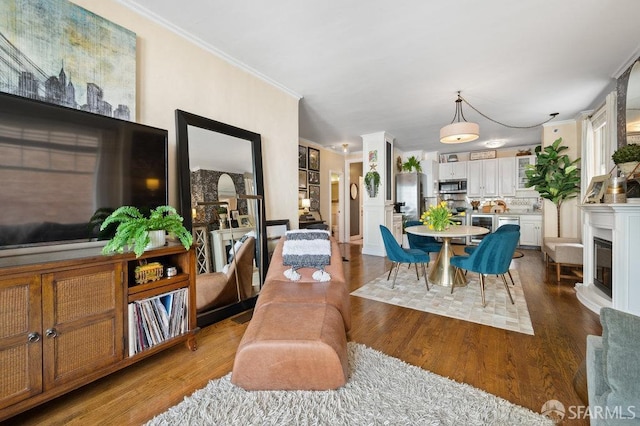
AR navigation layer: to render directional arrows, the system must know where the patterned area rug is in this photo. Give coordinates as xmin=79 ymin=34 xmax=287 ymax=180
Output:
xmin=352 ymin=266 xmax=534 ymax=335
xmin=146 ymin=342 xmax=552 ymax=425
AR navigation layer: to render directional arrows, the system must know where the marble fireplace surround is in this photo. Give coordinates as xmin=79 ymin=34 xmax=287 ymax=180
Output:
xmin=576 ymin=204 xmax=640 ymax=316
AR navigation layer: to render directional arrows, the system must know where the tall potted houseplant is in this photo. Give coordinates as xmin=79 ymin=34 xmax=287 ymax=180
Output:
xmin=100 ymin=205 xmax=193 ymax=258
xmin=525 ymin=137 xmax=581 ymax=237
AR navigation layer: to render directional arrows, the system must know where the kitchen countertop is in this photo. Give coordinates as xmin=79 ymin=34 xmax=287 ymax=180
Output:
xmin=466 ymin=210 xmax=542 ymax=216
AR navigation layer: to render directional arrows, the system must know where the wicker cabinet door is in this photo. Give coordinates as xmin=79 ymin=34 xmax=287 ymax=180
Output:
xmin=41 ymin=263 xmax=124 ymax=389
xmin=0 ymin=275 xmax=42 ymax=410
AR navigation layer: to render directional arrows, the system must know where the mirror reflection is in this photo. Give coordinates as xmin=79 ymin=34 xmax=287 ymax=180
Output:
xmin=218 ymin=174 xmax=237 ymax=199
xmin=626 ymin=61 xmax=640 ymax=140
xmin=624 ymin=60 xmax=640 ymax=198
xmin=176 ymin=110 xmax=266 ymax=327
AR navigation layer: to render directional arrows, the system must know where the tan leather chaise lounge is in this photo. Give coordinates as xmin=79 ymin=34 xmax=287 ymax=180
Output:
xmin=231 ymin=235 xmax=350 ymax=391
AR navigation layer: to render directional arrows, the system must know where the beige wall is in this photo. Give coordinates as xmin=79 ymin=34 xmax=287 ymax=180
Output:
xmin=72 ymin=1 xmax=300 ymax=225
xmin=542 ymin=120 xmax=581 ymax=238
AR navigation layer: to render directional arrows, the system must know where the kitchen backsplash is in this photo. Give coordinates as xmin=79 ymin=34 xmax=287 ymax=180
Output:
xmin=465 ymin=196 xmax=542 ymax=212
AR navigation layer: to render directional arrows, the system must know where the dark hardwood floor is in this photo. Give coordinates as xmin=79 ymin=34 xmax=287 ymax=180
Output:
xmin=10 ymin=244 xmax=601 ymax=425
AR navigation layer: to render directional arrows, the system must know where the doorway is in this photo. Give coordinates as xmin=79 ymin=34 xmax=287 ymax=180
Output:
xmin=346 ymin=160 xmax=363 ymax=242
xmin=329 ymin=170 xmax=345 ymax=242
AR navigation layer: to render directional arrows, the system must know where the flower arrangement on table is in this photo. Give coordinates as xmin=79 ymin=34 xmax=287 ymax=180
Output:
xmin=420 ymin=201 xmax=458 ymax=231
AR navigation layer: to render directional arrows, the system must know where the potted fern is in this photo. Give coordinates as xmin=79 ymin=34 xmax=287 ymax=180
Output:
xmin=401 ymin=155 xmax=423 ymax=173
xmin=100 ymin=205 xmax=193 ymax=258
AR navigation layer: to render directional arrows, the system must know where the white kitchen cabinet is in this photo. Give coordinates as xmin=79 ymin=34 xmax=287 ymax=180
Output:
xmin=392 ymin=213 xmax=403 ymax=245
xmin=467 ymin=159 xmax=498 ymax=197
xmin=439 ymin=161 xmax=467 ymax=180
xmin=498 ymin=157 xmax=516 ymax=196
xmin=520 ymin=215 xmax=542 ymax=246
xmin=516 ymin=155 xmax=536 ymax=190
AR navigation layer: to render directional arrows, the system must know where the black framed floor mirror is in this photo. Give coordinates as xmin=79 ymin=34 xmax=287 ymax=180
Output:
xmin=176 ymin=110 xmax=268 ymax=327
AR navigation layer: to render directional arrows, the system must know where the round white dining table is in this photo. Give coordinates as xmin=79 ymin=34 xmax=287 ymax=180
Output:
xmin=404 ymin=225 xmax=490 ymax=288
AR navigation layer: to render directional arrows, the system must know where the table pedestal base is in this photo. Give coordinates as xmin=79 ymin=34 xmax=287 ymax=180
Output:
xmin=428 ymin=237 xmax=468 ymax=288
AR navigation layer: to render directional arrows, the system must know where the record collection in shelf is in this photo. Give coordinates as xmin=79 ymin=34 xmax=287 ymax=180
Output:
xmin=128 ymin=287 xmax=189 ymax=356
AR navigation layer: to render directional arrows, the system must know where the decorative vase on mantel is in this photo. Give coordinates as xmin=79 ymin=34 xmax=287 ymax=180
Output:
xmin=219 ymin=213 xmax=227 ymax=229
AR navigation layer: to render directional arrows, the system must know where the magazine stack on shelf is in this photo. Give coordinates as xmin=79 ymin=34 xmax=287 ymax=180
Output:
xmin=128 ymin=287 xmax=189 ymax=356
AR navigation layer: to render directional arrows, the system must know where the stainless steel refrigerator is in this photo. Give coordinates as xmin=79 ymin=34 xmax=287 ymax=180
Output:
xmin=395 ymin=172 xmax=429 ymax=221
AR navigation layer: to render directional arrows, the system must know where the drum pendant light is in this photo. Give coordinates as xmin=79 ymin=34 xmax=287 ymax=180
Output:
xmin=440 ymin=91 xmax=479 ymax=143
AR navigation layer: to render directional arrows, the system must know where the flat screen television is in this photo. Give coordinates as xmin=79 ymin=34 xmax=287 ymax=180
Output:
xmin=0 ymin=92 xmax=168 ymax=256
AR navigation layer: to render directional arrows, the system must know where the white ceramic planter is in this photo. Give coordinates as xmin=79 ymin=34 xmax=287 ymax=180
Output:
xmin=618 ymin=161 xmax=639 ymax=176
xmin=146 ymin=230 xmax=166 ymax=250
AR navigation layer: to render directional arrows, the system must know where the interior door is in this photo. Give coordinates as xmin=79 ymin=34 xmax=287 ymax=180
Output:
xmin=330 ymin=170 xmax=345 ymax=242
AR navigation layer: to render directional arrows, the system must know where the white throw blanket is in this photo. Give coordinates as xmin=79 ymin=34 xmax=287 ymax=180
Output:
xmin=282 ymin=230 xmax=331 ymax=281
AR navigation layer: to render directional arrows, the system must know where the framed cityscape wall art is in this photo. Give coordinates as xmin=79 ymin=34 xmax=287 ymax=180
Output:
xmin=0 ymin=0 xmax=136 ymax=120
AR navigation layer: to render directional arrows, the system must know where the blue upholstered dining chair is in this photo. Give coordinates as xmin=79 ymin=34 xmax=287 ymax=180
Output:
xmin=379 ymin=225 xmax=430 ymax=290
xmin=450 ymin=230 xmax=520 ymax=307
xmin=464 ymin=224 xmax=520 ymax=286
xmin=405 ymin=220 xmax=442 ymax=258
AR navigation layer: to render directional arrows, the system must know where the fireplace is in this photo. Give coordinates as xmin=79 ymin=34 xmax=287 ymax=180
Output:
xmin=593 ymin=237 xmax=612 ymax=298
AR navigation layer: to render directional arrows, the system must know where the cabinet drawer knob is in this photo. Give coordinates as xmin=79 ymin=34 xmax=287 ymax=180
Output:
xmin=27 ymin=332 xmax=41 ymax=343
xmin=45 ymin=328 xmax=58 ymax=338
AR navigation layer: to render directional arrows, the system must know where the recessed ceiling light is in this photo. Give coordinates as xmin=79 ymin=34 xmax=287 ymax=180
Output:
xmin=485 ymin=140 xmax=505 ymax=148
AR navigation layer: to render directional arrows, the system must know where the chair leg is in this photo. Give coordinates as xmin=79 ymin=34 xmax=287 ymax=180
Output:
xmin=421 ymin=263 xmax=430 ymax=291
xmin=479 ymin=274 xmax=486 ymax=307
xmin=507 ymin=270 xmax=515 ymax=286
xmin=387 ymin=262 xmax=395 ymax=280
xmin=392 ymin=263 xmax=400 ymax=289
xmin=556 ymin=263 xmax=561 ymax=283
xmin=545 ymin=253 xmax=550 ymax=281
xmin=415 ymin=263 xmax=420 ymax=280
xmin=501 ymin=274 xmax=515 ymax=304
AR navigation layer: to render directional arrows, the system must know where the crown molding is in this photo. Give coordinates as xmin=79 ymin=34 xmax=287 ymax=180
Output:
xmin=116 ymin=0 xmax=303 ymax=100
xmin=542 ymin=118 xmax=576 ymax=127
xmin=612 ymin=46 xmax=640 ymax=79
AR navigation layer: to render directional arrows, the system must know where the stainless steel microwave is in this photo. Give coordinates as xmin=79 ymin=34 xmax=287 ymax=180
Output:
xmin=438 ymin=179 xmax=467 ymax=194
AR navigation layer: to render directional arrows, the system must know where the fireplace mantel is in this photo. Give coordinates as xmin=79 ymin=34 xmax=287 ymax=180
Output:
xmin=577 ymin=203 xmax=640 ymax=316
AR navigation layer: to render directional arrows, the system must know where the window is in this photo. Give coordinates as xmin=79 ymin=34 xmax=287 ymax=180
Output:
xmin=582 ymin=91 xmax=617 ymax=198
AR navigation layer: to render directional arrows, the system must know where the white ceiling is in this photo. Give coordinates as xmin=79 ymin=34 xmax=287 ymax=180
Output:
xmin=119 ymin=0 xmax=640 ymax=154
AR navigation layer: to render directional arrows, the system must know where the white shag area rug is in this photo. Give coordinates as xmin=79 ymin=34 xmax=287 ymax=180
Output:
xmin=146 ymin=342 xmax=552 ymax=425
xmin=351 ymin=267 xmax=534 ymax=335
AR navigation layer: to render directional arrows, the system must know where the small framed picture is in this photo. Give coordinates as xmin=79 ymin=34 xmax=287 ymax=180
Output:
xmin=583 ymin=174 xmax=610 ymax=204
xmin=308 ymin=170 xmax=320 ymax=185
xmin=298 ymin=170 xmax=307 ymax=189
xmin=298 ymin=145 xmax=307 ymax=169
xmin=309 ymin=185 xmax=320 ymax=211
xmin=238 ymin=215 xmax=253 ymax=227
xmin=308 ymin=147 xmax=320 ymax=171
